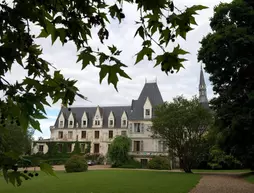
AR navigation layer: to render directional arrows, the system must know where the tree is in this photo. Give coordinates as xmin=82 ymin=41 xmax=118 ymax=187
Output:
xmin=108 ymin=135 xmax=131 ymax=167
xmin=0 ymin=124 xmax=34 ymax=162
xmin=198 ymin=0 xmax=254 ymax=169
xmin=0 ymin=0 xmax=207 ymax=185
xmin=152 ymin=96 xmax=213 ymax=173
xmin=72 ymin=141 xmax=81 ymax=155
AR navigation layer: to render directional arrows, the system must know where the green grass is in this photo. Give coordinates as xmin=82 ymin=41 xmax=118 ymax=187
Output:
xmin=0 ymin=170 xmax=200 ymax=193
xmin=193 ymin=169 xmax=252 ymax=173
xmin=245 ymin=175 xmax=254 ymax=183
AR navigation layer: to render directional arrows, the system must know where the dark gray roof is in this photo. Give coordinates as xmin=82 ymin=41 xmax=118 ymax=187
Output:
xmin=129 ymin=82 xmax=164 ymax=120
xmin=54 ymin=106 xmax=131 ymax=128
xmin=53 ymin=82 xmax=164 ymax=128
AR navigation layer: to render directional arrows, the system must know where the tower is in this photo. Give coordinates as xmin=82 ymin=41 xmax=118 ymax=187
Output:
xmin=199 ymin=65 xmax=209 ymax=109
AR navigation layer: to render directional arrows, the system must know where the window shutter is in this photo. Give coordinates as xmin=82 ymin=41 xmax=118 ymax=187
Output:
xmin=129 ymin=123 xmax=133 ymax=133
xmin=141 ymin=123 xmax=144 ymax=133
xmin=141 ymin=140 xmax=144 ymax=151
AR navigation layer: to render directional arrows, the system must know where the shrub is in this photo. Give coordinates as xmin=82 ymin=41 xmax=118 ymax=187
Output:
xmin=84 ymin=153 xmax=105 ymax=164
xmin=64 ymin=155 xmax=88 ymax=173
xmin=117 ymin=159 xmax=141 ymax=169
xmin=148 ymin=156 xmax=170 ymax=170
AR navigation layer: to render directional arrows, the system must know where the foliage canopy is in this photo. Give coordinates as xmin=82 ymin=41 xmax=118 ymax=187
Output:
xmin=198 ymin=0 xmax=254 ymax=169
xmin=152 ymin=96 xmax=213 ymax=173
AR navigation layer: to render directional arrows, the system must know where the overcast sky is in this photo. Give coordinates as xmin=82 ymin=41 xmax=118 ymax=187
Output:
xmin=5 ymin=0 xmax=232 ymax=139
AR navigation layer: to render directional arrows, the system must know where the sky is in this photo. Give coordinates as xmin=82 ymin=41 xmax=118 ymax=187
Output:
xmin=5 ymin=0 xmax=232 ymax=139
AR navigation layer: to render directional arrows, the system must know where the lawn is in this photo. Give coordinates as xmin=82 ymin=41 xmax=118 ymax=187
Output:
xmin=246 ymin=175 xmax=254 ymax=183
xmin=0 ymin=170 xmax=200 ymax=193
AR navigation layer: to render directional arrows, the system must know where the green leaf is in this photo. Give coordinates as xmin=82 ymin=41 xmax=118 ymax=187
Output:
xmin=108 ymin=45 xmax=117 ymax=55
xmin=134 ymin=26 xmax=145 ymax=40
xmin=3 ymin=168 xmax=8 ymax=183
xmin=99 ymin=65 xmax=109 ymax=84
xmin=98 ymin=53 xmax=109 ymax=65
xmin=40 ymin=163 xmax=57 ymax=177
xmin=173 ymin=45 xmax=189 ymax=55
xmin=135 ymin=47 xmax=154 ymax=64
xmin=57 ymin=28 xmax=67 ymax=45
xmin=77 ymin=51 xmax=97 ymax=69
xmin=29 ymin=118 xmax=41 ymax=132
xmin=37 ymin=29 xmax=49 ymax=38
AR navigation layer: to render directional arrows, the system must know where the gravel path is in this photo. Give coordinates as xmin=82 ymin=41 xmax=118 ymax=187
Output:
xmin=189 ymin=174 xmax=254 ymax=193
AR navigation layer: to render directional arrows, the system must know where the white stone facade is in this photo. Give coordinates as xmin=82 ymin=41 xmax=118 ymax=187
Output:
xmin=32 ymin=82 xmax=168 ymax=161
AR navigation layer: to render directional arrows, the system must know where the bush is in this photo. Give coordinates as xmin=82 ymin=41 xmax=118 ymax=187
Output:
xmin=117 ymin=159 xmax=141 ymax=169
xmin=148 ymin=156 xmax=170 ymax=170
xmin=64 ymin=155 xmax=88 ymax=173
xmin=84 ymin=153 xmax=105 ymax=164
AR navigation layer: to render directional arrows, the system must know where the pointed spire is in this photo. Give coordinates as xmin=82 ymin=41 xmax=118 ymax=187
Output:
xmin=199 ymin=64 xmax=206 ymax=88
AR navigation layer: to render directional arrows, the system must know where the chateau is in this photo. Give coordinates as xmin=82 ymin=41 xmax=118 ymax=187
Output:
xmin=32 ymin=66 xmax=208 ymax=164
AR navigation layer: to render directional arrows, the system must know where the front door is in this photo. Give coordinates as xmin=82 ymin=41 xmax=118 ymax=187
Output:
xmin=94 ymin=143 xmax=100 ymax=153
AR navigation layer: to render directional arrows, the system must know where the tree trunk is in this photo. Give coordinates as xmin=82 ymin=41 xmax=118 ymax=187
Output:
xmin=182 ymin=157 xmax=193 ymax=173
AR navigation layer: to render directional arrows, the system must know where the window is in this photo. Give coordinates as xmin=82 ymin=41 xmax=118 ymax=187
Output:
xmin=122 ymin=120 xmax=126 ymax=126
xmin=83 ymin=120 xmax=87 ymax=126
xmin=134 ymin=141 xmax=140 ymax=152
xmin=94 ymin=143 xmax=100 ymax=153
xmin=159 ymin=141 xmax=167 ymax=152
xmin=69 ymin=121 xmax=73 ymax=125
xmin=108 ymin=144 xmax=111 ymax=151
xmin=95 ymin=131 xmax=100 ymax=139
xmin=60 ymin=121 xmax=63 ymax=127
xmin=109 ymin=120 xmax=113 ymax=126
xmin=121 ymin=131 xmax=127 ymax=136
xmin=81 ymin=144 xmax=86 ymax=153
xmin=95 ymin=120 xmax=100 ymax=126
xmin=134 ymin=123 xmax=141 ymax=133
xmin=109 ymin=130 xmax=113 ymax=139
xmin=68 ymin=131 xmax=73 ymax=139
xmin=38 ymin=145 xmax=44 ymax=153
xmin=58 ymin=131 xmax=63 ymax=139
xmin=81 ymin=131 xmax=86 ymax=139
xmin=145 ymin=109 xmax=150 ymax=116
xmin=67 ymin=143 xmax=72 ymax=152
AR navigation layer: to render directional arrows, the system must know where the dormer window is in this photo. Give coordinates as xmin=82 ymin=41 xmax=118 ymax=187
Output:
xmin=81 ymin=112 xmax=88 ymax=128
xmin=95 ymin=120 xmax=100 ymax=125
xmin=60 ymin=121 xmax=63 ymax=127
xmin=121 ymin=111 xmax=128 ymax=128
xmin=144 ymin=97 xmax=152 ymax=119
xmin=68 ymin=112 xmax=74 ymax=128
xmin=108 ymin=111 xmax=115 ymax=127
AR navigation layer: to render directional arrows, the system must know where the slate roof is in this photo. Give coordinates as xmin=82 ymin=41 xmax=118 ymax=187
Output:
xmin=129 ymin=82 xmax=164 ymax=120
xmin=54 ymin=106 xmax=131 ymax=128
xmin=53 ymin=82 xmax=164 ymax=128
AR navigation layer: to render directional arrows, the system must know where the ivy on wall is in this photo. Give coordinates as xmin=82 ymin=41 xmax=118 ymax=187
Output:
xmin=32 ymin=141 xmax=91 ymax=158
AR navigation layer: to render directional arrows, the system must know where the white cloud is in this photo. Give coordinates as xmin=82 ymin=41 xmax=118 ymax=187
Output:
xmin=4 ymin=0 xmax=231 ymax=138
